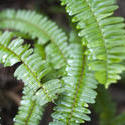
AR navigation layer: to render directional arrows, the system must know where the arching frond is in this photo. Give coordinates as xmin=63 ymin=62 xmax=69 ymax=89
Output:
xmin=61 ymin=0 xmax=125 ymax=87
xmin=69 ymin=30 xmax=81 ymax=44
xmin=50 ymin=43 xmax=98 ymax=125
xmin=0 ymin=31 xmax=63 ymax=124
xmin=0 ymin=9 xmax=68 ymax=69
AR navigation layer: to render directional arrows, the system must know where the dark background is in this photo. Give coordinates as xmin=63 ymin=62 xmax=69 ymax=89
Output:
xmin=0 ymin=0 xmax=125 ymax=125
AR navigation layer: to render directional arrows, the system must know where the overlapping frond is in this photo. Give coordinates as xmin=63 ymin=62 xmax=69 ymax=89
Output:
xmin=50 ymin=43 xmax=98 ymax=125
xmin=61 ymin=0 xmax=125 ymax=87
xmin=0 ymin=31 xmax=63 ymax=124
xmin=0 ymin=9 xmax=68 ymax=69
xmin=34 ymin=43 xmax=66 ymax=81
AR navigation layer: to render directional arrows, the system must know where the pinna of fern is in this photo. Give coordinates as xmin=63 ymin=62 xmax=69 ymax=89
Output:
xmin=50 ymin=42 xmax=98 ymax=125
xmin=0 ymin=9 xmax=69 ymax=69
xmin=0 ymin=31 xmax=63 ymax=125
xmin=61 ymin=0 xmax=125 ymax=87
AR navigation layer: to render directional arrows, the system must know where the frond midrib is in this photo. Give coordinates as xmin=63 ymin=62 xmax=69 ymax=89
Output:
xmin=25 ymin=100 xmax=36 ymax=125
xmin=0 ymin=17 xmax=68 ymax=65
xmin=0 ymin=42 xmax=51 ymax=101
xmin=66 ymin=48 xmax=87 ymax=124
xmin=85 ymin=0 xmax=108 ymax=82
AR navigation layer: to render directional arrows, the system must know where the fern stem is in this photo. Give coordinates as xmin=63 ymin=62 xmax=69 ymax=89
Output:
xmin=25 ymin=101 xmax=36 ymax=125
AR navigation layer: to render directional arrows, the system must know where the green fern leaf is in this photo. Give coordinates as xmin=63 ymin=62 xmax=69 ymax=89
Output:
xmin=0 ymin=31 xmax=64 ymax=125
xmin=61 ymin=0 xmax=125 ymax=87
xmin=50 ymin=43 xmax=98 ymax=125
xmin=14 ymin=86 xmax=44 ymax=125
xmin=0 ymin=31 xmax=63 ymax=106
xmin=0 ymin=31 xmax=20 ymax=66
xmin=0 ymin=9 xmax=68 ymax=69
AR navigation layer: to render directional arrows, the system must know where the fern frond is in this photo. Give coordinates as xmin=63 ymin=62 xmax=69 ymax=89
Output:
xmin=0 ymin=31 xmax=63 ymax=125
xmin=0 ymin=31 xmax=63 ymax=106
xmin=0 ymin=9 xmax=68 ymax=69
xmin=61 ymin=0 xmax=125 ymax=87
xmin=50 ymin=43 xmax=98 ymax=125
xmin=95 ymin=85 xmax=125 ymax=125
xmin=14 ymin=86 xmax=44 ymax=125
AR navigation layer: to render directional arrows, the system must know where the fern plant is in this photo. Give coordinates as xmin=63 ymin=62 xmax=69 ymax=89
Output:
xmin=0 ymin=0 xmax=125 ymax=125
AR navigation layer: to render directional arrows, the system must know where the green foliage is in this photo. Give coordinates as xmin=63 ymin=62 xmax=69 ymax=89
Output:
xmin=0 ymin=9 xmax=69 ymax=69
xmin=0 ymin=31 xmax=63 ymax=125
xmin=50 ymin=43 xmax=98 ymax=125
xmin=0 ymin=0 xmax=125 ymax=125
xmin=61 ymin=0 xmax=125 ymax=87
xmin=14 ymin=86 xmax=44 ymax=125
